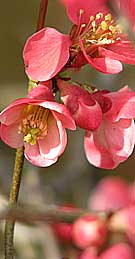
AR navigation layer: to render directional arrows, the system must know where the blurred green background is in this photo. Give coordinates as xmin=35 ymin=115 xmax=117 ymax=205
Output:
xmin=0 ymin=1 xmax=135 ymax=258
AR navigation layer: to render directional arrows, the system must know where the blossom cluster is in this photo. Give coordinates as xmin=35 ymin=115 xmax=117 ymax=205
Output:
xmin=1 ymin=0 xmax=135 ymax=169
xmin=51 ymin=177 xmax=135 ymax=258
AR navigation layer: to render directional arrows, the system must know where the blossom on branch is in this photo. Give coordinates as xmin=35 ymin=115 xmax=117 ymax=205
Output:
xmin=59 ymin=80 xmax=135 ymax=169
xmin=0 ymin=86 xmax=75 ymax=167
xmin=61 ymin=0 xmax=135 ymax=74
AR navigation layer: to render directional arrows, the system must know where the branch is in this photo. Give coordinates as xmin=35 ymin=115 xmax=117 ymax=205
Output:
xmin=1 ymin=205 xmax=108 ymax=225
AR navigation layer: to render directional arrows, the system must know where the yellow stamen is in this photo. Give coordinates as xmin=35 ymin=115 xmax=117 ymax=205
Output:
xmin=19 ymin=105 xmax=50 ymax=145
xmin=96 ymin=13 xmax=103 ymax=20
xmin=105 ymin=13 xmax=112 ymax=21
xmin=101 ymin=21 xmax=109 ymax=31
xmin=109 ymin=25 xmax=116 ymax=34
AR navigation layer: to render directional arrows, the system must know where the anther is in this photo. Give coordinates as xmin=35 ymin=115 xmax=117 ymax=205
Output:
xmin=105 ymin=13 xmax=112 ymax=21
xmin=96 ymin=13 xmax=103 ymax=20
xmin=101 ymin=21 xmax=109 ymax=31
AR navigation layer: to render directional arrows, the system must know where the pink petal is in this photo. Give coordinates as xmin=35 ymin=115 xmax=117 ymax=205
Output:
xmin=61 ymin=0 xmax=108 ymax=25
xmin=84 ymin=118 xmax=135 ymax=169
xmin=38 ymin=113 xmax=67 ymax=160
xmin=99 ymin=42 xmax=135 ymax=65
xmin=74 ymin=99 xmax=102 ymax=130
xmin=37 ymin=101 xmax=76 ymax=130
xmin=25 ymin=142 xmax=57 ymax=167
xmin=58 ymin=80 xmax=102 ymax=130
xmin=23 ymin=28 xmax=71 ymax=81
xmin=105 ymin=87 xmax=135 ymax=121
xmin=84 ymin=127 xmax=116 ymax=169
xmin=79 ymin=39 xmax=122 ymax=74
xmin=1 ymin=122 xmax=23 ymax=148
xmin=0 ymin=101 xmax=27 ymax=125
xmin=28 ymin=84 xmax=54 ymax=100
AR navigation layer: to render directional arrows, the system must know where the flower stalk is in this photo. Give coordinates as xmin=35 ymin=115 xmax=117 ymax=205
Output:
xmin=4 ymin=0 xmax=49 ymax=258
xmin=4 ymin=148 xmax=24 ymax=259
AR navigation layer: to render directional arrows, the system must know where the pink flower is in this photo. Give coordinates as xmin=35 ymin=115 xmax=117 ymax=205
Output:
xmin=88 ymin=177 xmax=131 ymax=211
xmin=52 ymin=204 xmax=77 ymax=243
xmin=111 ymin=203 xmax=135 ymax=246
xmin=23 ymin=28 xmax=71 ymax=81
xmin=72 ymin=214 xmax=107 ymax=249
xmin=59 ymin=80 xmax=135 ymax=169
xmin=85 ymin=86 xmax=135 ymax=169
xmin=0 ymin=86 xmax=75 ymax=167
xmin=61 ymin=0 xmax=135 ymax=74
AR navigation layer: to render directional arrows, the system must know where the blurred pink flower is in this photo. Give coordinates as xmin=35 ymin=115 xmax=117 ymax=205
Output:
xmin=88 ymin=176 xmax=131 ymax=211
xmin=85 ymin=86 xmax=135 ymax=169
xmin=23 ymin=28 xmax=71 ymax=81
xmin=111 ymin=203 xmax=135 ymax=247
xmin=61 ymin=0 xmax=135 ymax=74
xmin=0 ymin=86 xmax=75 ymax=167
xmin=52 ymin=204 xmax=77 ymax=243
xmin=72 ymin=214 xmax=107 ymax=249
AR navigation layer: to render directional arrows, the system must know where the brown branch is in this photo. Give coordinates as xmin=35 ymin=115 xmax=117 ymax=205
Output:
xmin=36 ymin=0 xmax=48 ymax=31
xmin=1 ymin=205 xmax=108 ymax=225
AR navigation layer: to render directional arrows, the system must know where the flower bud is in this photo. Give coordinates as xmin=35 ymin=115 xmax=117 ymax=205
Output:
xmin=52 ymin=205 xmax=77 ymax=243
xmin=72 ymin=214 xmax=107 ymax=249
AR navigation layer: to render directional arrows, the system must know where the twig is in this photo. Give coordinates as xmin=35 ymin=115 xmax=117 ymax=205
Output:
xmin=1 ymin=205 xmax=109 ymax=225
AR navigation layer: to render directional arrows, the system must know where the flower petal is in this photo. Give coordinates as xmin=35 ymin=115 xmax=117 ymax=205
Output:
xmin=0 ymin=101 xmax=27 ymax=125
xmin=74 ymin=99 xmax=102 ymax=130
xmin=61 ymin=0 xmax=108 ymax=25
xmin=25 ymin=142 xmax=57 ymax=167
xmin=23 ymin=28 xmax=71 ymax=81
xmin=37 ymin=101 xmax=76 ymax=130
xmin=79 ymin=39 xmax=122 ymax=74
xmin=38 ymin=113 xmax=67 ymax=159
xmin=105 ymin=87 xmax=135 ymax=121
xmin=28 ymin=84 xmax=54 ymax=100
xmin=58 ymin=79 xmax=102 ymax=130
xmin=1 ymin=122 xmax=23 ymax=148
xmin=84 ymin=119 xmax=135 ymax=169
xmin=99 ymin=42 xmax=135 ymax=65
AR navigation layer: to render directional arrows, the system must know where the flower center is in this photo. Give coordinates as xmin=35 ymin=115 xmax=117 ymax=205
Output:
xmin=18 ymin=105 xmax=50 ymax=145
xmin=71 ymin=11 xmax=123 ymax=54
